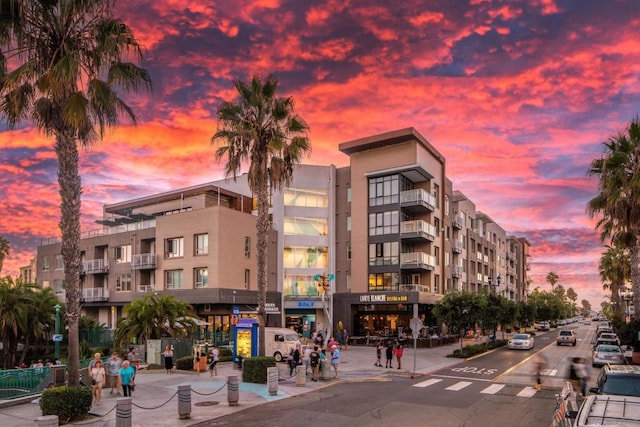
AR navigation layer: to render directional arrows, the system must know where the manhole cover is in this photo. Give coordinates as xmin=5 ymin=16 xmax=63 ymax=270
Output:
xmin=195 ymin=401 xmax=220 ymax=407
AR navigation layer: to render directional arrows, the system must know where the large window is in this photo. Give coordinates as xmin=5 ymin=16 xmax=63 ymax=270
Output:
xmin=368 ymin=273 xmax=399 ymax=291
xmin=165 ymin=237 xmax=184 ymax=258
xmin=369 ymin=175 xmax=399 ymax=206
xmin=55 ymin=255 xmax=64 ymax=270
xmin=116 ymin=274 xmax=132 ymax=292
xmin=195 ymin=234 xmax=208 ymax=256
xmin=284 ymin=188 xmax=328 ymax=208
xmin=284 ymin=217 xmax=328 ymax=236
xmin=42 ymin=256 xmax=50 ymax=272
xmin=113 ymin=245 xmax=132 ymax=263
xmin=166 ymin=270 xmax=184 ymax=289
xmin=283 ymin=275 xmax=320 ymax=297
xmin=194 ymin=268 xmax=208 ymax=288
xmin=368 ymin=242 xmax=399 ymax=266
xmin=283 ymin=246 xmax=328 ymax=269
xmin=369 ymin=211 xmax=399 ymax=236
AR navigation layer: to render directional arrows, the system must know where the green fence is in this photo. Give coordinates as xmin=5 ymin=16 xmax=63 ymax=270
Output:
xmin=0 ymin=366 xmax=51 ymax=400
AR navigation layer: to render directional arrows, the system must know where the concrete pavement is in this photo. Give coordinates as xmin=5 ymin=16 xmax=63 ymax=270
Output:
xmin=0 ymin=341 xmax=467 ymax=427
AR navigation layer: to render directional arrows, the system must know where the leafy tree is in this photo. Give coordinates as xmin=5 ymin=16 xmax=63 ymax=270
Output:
xmin=433 ymin=292 xmax=486 ymax=349
xmin=0 ymin=236 xmax=9 ymax=275
xmin=212 ymin=74 xmax=311 ymax=355
xmin=114 ymin=294 xmax=196 ymax=350
xmin=599 ymin=245 xmax=630 ymax=315
xmin=546 ymin=271 xmax=559 ymax=290
xmin=588 ymin=117 xmax=640 ymax=319
xmin=18 ymin=285 xmax=59 ymax=366
xmin=581 ymin=299 xmax=592 ymax=316
xmin=0 ymin=0 xmax=151 ymax=385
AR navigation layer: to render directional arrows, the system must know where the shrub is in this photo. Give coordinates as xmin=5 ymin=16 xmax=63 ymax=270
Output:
xmin=176 ymin=355 xmax=194 ymax=371
xmin=40 ymin=385 xmax=92 ymax=423
xmin=219 ymin=348 xmax=233 ymax=362
xmin=448 ymin=339 xmax=507 ymax=358
xmin=242 ymin=357 xmax=276 ymax=384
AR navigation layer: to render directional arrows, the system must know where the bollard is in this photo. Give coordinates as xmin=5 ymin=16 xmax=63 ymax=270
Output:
xmin=36 ymin=415 xmax=58 ymax=426
xmin=115 ymin=397 xmax=132 ymax=427
xmin=267 ymin=366 xmax=278 ymax=396
xmin=227 ymin=375 xmax=239 ymax=406
xmin=321 ymin=361 xmax=331 ymax=381
xmin=177 ymin=384 xmax=191 ymax=419
xmin=295 ymin=365 xmax=306 ymax=387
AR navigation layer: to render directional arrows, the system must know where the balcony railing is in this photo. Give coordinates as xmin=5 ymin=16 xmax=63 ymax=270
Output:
xmin=400 ymin=252 xmax=436 ymax=270
xmin=132 ymin=253 xmax=157 ymax=270
xmin=138 ymin=284 xmax=155 ymax=293
xmin=452 ymin=266 xmax=463 ymax=278
xmin=400 ymin=220 xmax=436 ymax=241
xmin=81 ymin=288 xmax=109 ymax=302
xmin=81 ymin=259 xmax=109 ymax=274
xmin=400 ymin=189 xmax=436 ymax=212
xmin=399 ymin=283 xmax=430 ymax=292
xmin=40 ymin=219 xmax=156 ymax=246
xmin=452 ymin=240 xmax=463 ymax=253
xmin=452 ymin=213 xmax=464 ymax=229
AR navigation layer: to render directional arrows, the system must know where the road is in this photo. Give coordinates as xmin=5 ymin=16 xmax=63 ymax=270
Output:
xmin=197 ymin=323 xmax=597 ymax=427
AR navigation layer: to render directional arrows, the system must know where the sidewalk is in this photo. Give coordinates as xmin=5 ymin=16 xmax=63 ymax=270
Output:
xmin=0 ymin=342 xmax=463 ymax=427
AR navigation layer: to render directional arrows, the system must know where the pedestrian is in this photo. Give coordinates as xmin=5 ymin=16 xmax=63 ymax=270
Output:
xmin=161 ymin=345 xmax=174 ymax=374
xmin=193 ymin=345 xmax=204 ymax=375
xmin=394 ymin=341 xmax=403 ymax=370
xmin=385 ymin=342 xmax=394 ymax=368
xmin=106 ymin=352 xmax=122 ymax=395
xmin=90 ymin=360 xmax=106 ymax=406
xmin=303 ymin=345 xmax=312 ymax=375
xmin=375 ymin=342 xmax=383 ymax=367
xmin=310 ymin=346 xmax=320 ymax=381
xmin=89 ymin=352 xmax=101 ymax=369
xmin=127 ymin=348 xmax=139 ymax=375
xmin=119 ymin=360 xmax=136 ymax=397
xmin=331 ymin=344 xmax=340 ymax=379
xmin=209 ymin=345 xmax=219 ymax=377
xmin=343 ymin=329 xmax=349 ymax=350
xmin=289 ymin=345 xmax=301 ymax=376
xmin=572 ymin=357 xmax=590 ymax=397
xmin=534 ymin=353 xmax=546 ymax=391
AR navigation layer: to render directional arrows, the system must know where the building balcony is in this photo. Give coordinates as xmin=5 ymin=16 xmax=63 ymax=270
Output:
xmin=452 ymin=240 xmax=463 ymax=253
xmin=400 ymin=220 xmax=436 ymax=242
xmin=132 ymin=253 xmax=157 ymax=270
xmin=452 ymin=266 xmax=463 ymax=278
xmin=400 ymin=252 xmax=436 ymax=270
xmin=452 ymin=213 xmax=464 ymax=229
xmin=81 ymin=259 xmax=109 ymax=274
xmin=507 ymin=251 xmax=515 ymax=261
xmin=399 ymin=283 xmax=430 ymax=292
xmin=138 ymin=284 xmax=155 ymax=293
xmin=400 ymin=189 xmax=436 ymax=213
xmin=81 ymin=287 xmax=109 ymax=302
xmin=476 ymin=251 xmax=483 ymax=261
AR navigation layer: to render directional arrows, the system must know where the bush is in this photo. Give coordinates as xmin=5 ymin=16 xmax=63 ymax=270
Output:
xmin=448 ymin=339 xmax=507 ymax=358
xmin=242 ymin=357 xmax=276 ymax=384
xmin=219 ymin=348 xmax=232 ymax=362
xmin=176 ymin=355 xmax=194 ymax=371
xmin=40 ymin=385 xmax=92 ymax=423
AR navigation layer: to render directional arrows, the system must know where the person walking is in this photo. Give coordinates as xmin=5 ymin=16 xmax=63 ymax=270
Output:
xmin=385 ymin=341 xmax=394 ymax=368
xmin=289 ymin=345 xmax=301 ymax=376
xmin=89 ymin=352 xmax=101 ymax=369
xmin=118 ymin=360 xmax=135 ymax=397
xmin=573 ymin=357 xmax=590 ymax=397
xmin=310 ymin=346 xmax=320 ymax=381
xmin=209 ymin=345 xmax=219 ymax=377
xmin=127 ymin=348 xmax=139 ymax=375
xmin=343 ymin=329 xmax=349 ymax=350
xmin=375 ymin=342 xmax=383 ymax=367
xmin=90 ymin=360 xmax=106 ymax=406
xmin=303 ymin=345 xmax=312 ymax=375
xmin=161 ymin=345 xmax=174 ymax=374
xmin=534 ymin=353 xmax=546 ymax=391
xmin=330 ymin=345 xmax=340 ymax=379
xmin=394 ymin=341 xmax=404 ymax=370
xmin=106 ymin=352 xmax=122 ymax=395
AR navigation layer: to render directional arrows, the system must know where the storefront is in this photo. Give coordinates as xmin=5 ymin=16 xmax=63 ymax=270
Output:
xmin=284 ymin=299 xmax=329 ymax=339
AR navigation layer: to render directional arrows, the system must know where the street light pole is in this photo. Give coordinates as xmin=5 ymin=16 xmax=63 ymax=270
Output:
xmin=54 ymin=304 xmax=61 ymax=360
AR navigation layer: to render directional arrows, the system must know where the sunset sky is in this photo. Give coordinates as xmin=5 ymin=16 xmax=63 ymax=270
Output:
xmin=1 ymin=0 xmax=639 ymax=308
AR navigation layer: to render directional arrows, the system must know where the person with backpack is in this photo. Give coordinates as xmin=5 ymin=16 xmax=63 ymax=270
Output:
xmin=309 ymin=346 xmax=320 ymax=381
xmin=289 ymin=345 xmax=301 ymax=376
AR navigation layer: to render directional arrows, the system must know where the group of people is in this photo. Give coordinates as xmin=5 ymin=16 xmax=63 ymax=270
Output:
xmin=533 ymin=353 xmax=589 ymax=397
xmin=289 ymin=342 xmax=341 ymax=381
xmin=374 ymin=341 xmax=404 ymax=369
xmin=192 ymin=344 xmax=220 ymax=376
xmin=88 ymin=348 xmax=139 ymax=406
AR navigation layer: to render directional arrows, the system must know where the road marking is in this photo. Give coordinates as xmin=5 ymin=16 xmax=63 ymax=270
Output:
xmin=413 ymin=378 xmax=442 ymax=388
xmin=446 ymin=381 xmax=472 ymax=391
xmin=517 ymin=387 xmax=537 ymax=397
xmin=480 ymin=384 xmax=505 ymax=394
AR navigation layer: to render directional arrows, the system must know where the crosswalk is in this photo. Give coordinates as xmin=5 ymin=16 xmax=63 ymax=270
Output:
xmin=412 ymin=377 xmax=539 ymax=398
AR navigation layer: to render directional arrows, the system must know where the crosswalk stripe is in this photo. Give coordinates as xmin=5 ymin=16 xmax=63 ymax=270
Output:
xmin=517 ymin=387 xmax=537 ymax=397
xmin=413 ymin=378 xmax=443 ymax=388
xmin=549 ymin=369 xmax=558 ymax=376
xmin=446 ymin=381 xmax=472 ymax=391
xmin=480 ymin=384 xmax=505 ymax=394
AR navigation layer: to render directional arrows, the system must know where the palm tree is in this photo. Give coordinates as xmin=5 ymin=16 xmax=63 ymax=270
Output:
xmin=0 ymin=236 xmax=9 ymax=275
xmin=599 ymin=245 xmax=630 ymax=315
xmin=546 ymin=271 xmax=559 ymax=290
xmin=588 ymin=117 xmax=640 ymax=318
xmin=0 ymin=1 xmax=151 ymax=385
xmin=0 ymin=276 xmax=39 ymax=369
xmin=212 ymin=75 xmax=311 ymax=356
xmin=18 ymin=286 xmax=59 ymax=367
xmin=114 ymin=294 xmax=196 ymax=350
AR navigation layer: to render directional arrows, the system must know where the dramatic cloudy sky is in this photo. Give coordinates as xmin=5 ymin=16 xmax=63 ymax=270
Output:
xmin=1 ymin=0 xmax=639 ymax=307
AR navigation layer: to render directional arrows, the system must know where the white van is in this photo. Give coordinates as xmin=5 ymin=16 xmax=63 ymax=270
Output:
xmin=263 ymin=328 xmax=301 ymax=362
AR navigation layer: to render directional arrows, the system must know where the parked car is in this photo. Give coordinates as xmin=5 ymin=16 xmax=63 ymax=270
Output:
xmin=592 ymin=344 xmax=625 ymax=368
xmin=596 ymin=326 xmax=614 ymax=338
xmin=593 ymin=337 xmax=620 ymax=351
xmin=557 ymin=329 xmax=577 ymax=346
xmin=537 ymin=321 xmax=550 ymax=331
xmin=598 ymin=332 xmax=620 ymax=346
xmin=568 ymin=395 xmax=640 ymax=426
xmin=508 ymin=333 xmax=534 ymax=350
xmin=590 ymin=365 xmax=640 ymax=397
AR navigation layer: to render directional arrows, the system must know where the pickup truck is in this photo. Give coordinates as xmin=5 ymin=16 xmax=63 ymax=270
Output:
xmin=557 ymin=330 xmax=577 ymax=346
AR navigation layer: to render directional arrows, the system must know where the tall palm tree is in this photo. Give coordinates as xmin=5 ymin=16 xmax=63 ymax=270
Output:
xmin=0 ymin=236 xmax=9 ymax=275
xmin=599 ymin=245 xmax=630 ymax=315
xmin=588 ymin=117 xmax=640 ymax=318
xmin=0 ymin=276 xmax=38 ymax=369
xmin=18 ymin=286 xmax=59 ymax=367
xmin=546 ymin=271 xmax=559 ymax=290
xmin=212 ymin=74 xmax=311 ymax=356
xmin=0 ymin=1 xmax=151 ymax=385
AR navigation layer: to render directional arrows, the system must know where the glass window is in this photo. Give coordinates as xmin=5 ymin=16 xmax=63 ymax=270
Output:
xmin=245 ymin=237 xmax=251 ymax=258
xmin=368 ymin=273 xmax=399 ymax=291
xmin=195 ymin=234 xmax=208 ymax=256
xmin=283 ymin=275 xmax=320 ymax=297
xmin=368 ymin=242 xmax=399 ymax=266
xmin=195 ymin=267 xmax=208 ymax=288
xmin=116 ymin=274 xmax=132 ymax=292
xmin=54 ymin=255 xmax=64 ymax=270
xmin=113 ymin=245 xmax=132 ymax=263
xmin=369 ymin=210 xmax=399 ymax=236
xmin=347 ymin=216 xmax=351 ymax=231
xmin=347 ymin=187 xmax=351 ymax=202
xmin=42 ymin=256 xmax=50 ymax=271
xmin=284 ymin=188 xmax=328 ymax=207
xmin=166 ymin=270 xmax=184 ymax=289
xmin=244 ymin=269 xmax=250 ymax=289
xmin=284 ymin=217 xmax=328 ymax=236
xmin=283 ymin=246 xmax=328 ymax=269
xmin=368 ymin=175 xmax=399 ymax=206
xmin=166 ymin=237 xmax=184 ymax=258
xmin=347 ymin=244 xmax=351 ymax=260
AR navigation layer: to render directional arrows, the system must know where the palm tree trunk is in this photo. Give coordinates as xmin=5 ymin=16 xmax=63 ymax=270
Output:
xmin=632 ymin=243 xmax=640 ymax=320
xmin=256 ymin=178 xmax=270 ymax=357
xmin=55 ymin=133 xmax=82 ymax=386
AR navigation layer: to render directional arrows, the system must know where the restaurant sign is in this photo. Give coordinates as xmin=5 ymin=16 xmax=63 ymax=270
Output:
xmin=359 ymin=294 xmax=408 ymax=303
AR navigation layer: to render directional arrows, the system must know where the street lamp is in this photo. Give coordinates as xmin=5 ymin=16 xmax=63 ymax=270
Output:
xmin=54 ymin=304 xmax=61 ymax=360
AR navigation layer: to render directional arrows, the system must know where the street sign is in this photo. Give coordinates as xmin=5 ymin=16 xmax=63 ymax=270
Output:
xmin=410 ymin=317 xmax=423 ymax=337
xmin=52 ymin=334 xmax=63 ymax=342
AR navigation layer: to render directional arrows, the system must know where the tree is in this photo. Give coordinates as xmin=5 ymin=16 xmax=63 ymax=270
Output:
xmin=588 ymin=117 xmax=640 ymax=319
xmin=114 ymin=294 xmax=196 ymax=350
xmin=546 ymin=271 xmax=559 ymax=290
xmin=433 ymin=292 xmax=486 ymax=349
xmin=212 ymin=75 xmax=311 ymax=356
xmin=599 ymin=245 xmax=630 ymax=315
xmin=0 ymin=236 xmax=9 ymax=275
xmin=581 ymin=299 xmax=592 ymax=316
xmin=0 ymin=1 xmax=151 ymax=385
xmin=18 ymin=286 xmax=59 ymax=367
